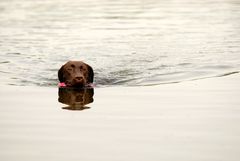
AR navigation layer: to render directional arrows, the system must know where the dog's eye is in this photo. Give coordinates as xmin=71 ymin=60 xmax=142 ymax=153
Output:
xmin=71 ymin=64 xmax=75 ymax=68
xmin=80 ymin=66 xmax=86 ymax=71
xmin=80 ymin=66 xmax=87 ymax=71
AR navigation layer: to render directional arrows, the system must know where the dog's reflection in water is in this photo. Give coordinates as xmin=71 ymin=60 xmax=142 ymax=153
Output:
xmin=58 ymin=88 xmax=94 ymax=111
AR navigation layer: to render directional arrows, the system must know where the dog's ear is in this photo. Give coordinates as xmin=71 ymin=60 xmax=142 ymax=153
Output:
xmin=86 ymin=64 xmax=94 ymax=83
xmin=58 ymin=65 xmax=65 ymax=82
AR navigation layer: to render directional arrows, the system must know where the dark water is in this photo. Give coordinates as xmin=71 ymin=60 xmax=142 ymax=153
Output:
xmin=0 ymin=0 xmax=240 ymax=87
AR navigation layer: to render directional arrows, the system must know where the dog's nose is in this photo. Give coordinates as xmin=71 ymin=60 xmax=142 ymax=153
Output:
xmin=75 ymin=76 xmax=83 ymax=81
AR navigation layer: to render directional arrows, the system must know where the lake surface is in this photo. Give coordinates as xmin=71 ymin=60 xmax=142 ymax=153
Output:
xmin=0 ymin=0 xmax=240 ymax=87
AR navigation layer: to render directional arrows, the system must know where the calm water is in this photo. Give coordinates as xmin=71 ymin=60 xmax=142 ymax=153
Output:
xmin=0 ymin=0 xmax=240 ymax=87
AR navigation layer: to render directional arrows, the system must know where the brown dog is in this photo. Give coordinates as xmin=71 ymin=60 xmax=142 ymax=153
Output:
xmin=58 ymin=61 xmax=94 ymax=87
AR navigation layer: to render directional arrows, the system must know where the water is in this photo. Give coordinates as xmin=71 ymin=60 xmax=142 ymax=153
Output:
xmin=0 ymin=0 xmax=240 ymax=87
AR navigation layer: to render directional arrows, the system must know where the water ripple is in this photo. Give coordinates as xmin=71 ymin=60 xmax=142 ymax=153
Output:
xmin=0 ymin=0 xmax=240 ymax=87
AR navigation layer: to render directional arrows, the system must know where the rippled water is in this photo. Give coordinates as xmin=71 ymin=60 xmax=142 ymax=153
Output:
xmin=0 ymin=0 xmax=240 ymax=87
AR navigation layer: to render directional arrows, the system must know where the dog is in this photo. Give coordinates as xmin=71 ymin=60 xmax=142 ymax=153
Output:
xmin=58 ymin=61 xmax=94 ymax=88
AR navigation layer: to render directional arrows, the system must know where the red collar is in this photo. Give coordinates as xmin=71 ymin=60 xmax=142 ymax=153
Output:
xmin=58 ymin=82 xmax=95 ymax=88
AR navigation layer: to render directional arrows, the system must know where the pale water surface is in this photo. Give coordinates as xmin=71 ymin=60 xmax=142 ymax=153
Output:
xmin=0 ymin=0 xmax=240 ymax=87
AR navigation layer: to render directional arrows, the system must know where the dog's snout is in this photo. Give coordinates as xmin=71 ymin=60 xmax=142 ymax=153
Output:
xmin=75 ymin=76 xmax=83 ymax=81
xmin=72 ymin=75 xmax=85 ymax=87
